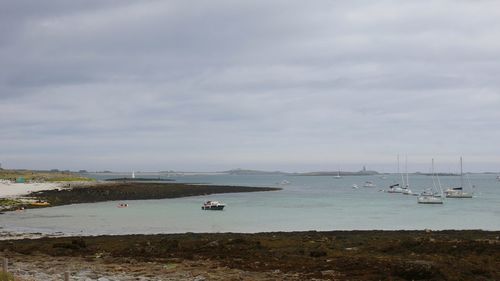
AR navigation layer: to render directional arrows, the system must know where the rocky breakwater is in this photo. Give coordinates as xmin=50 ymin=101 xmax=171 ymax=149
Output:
xmin=25 ymin=182 xmax=281 ymax=207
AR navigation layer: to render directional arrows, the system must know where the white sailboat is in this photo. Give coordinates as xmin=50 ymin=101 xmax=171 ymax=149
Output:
xmin=444 ymin=157 xmax=473 ymax=198
xmin=387 ymin=154 xmax=404 ymax=193
xmin=418 ymin=159 xmax=443 ymax=204
xmin=132 ymin=171 xmax=135 ymax=179
xmin=333 ymin=170 xmax=342 ymax=179
xmin=402 ymin=155 xmax=413 ymax=195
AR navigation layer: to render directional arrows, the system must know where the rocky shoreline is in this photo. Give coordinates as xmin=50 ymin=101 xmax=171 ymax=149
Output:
xmin=1 ymin=230 xmax=499 ymax=280
xmin=1 ymin=182 xmax=281 ymax=213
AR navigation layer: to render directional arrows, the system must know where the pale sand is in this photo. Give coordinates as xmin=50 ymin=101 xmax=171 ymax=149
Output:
xmin=0 ymin=182 xmax=63 ymax=198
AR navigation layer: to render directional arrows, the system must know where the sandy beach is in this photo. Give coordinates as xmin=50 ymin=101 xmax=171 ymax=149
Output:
xmin=0 ymin=182 xmax=63 ymax=198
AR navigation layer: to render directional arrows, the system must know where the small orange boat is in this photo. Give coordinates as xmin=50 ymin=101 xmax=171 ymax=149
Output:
xmin=31 ymin=201 xmax=50 ymax=206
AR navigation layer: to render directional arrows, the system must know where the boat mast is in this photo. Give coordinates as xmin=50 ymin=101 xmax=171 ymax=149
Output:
xmin=436 ymin=160 xmax=443 ymax=192
xmin=405 ymin=155 xmax=409 ymax=188
xmin=398 ymin=154 xmax=405 ymax=187
xmin=431 ymin=158 xmax=437 ymax=191
xmin=434 ymin=159 xmax=444 ymax=196
xmin=460 ymin=156 xmax=464 ymax=188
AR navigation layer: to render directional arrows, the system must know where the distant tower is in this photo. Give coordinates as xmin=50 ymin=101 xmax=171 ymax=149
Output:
xmin=132 ymin=171 xmax=135 ymax=179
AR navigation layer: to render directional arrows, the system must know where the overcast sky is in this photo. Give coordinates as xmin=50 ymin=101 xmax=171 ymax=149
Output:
xmin=1 ymin=0 xmax=500 ymax=172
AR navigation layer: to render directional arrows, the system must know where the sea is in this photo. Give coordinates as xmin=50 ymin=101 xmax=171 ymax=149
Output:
xmin=1 ymin=173 xmax=499 ymax=235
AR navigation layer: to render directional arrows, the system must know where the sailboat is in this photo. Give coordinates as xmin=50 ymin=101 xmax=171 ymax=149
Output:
xmin=333 ymin=170 xmax=342 ymax=179
xmin=418 ymin=159 xmax=443 ymax=204
xmin=401 ymin=155 xmax=413 ymax=195
xmin=444 ymin=157 xmax=473 ymax=198
xmin=388 ymin=154 xmax=405 ymax=193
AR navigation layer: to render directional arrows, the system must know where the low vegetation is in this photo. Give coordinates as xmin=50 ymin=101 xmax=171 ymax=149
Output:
xmin=0 ymin=169 xmax=93 ymax=182
xmin=1 ymin=230 xmax=498 ymax=280
xmin=0 ymin=272 xmax=15 ymax=281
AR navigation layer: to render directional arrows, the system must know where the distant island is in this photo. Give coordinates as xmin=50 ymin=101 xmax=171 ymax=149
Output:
xmin=220 ymin=168 xmax=288 ymax=175
xmin=220 ymin=168 xmax=378 ymax=176
xmin=293 ymin=170 xmax=379 ymax=176
xmin=105 ymin=177 xmax=175 ymax=182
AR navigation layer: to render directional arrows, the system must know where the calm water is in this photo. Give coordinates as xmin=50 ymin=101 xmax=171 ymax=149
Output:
xmin=2 ymin=173 xmax=500 ymax=235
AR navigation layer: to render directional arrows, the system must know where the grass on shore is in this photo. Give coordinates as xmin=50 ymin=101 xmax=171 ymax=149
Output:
xmin=0 ymin=169 xmax=93 ymax=182
xmin=0 ymin=272 xmax=15 ymax=281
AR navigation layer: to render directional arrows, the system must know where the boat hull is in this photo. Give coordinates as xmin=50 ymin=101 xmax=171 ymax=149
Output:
xmin=444 ymin=190 xmax=473 ymax=198
xmin=417 ymin=197 xmax=443 ymax=204
xmin=202 ymin=205 xmax=225 ymax=210
xmin=418 ymin=200 xmax=443 ymax=204
xmin=445 ymin=194 xmax=473 ymax=198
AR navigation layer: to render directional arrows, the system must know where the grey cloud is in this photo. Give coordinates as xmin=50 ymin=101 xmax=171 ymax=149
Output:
xmin=1 ymin=0 xmax=500 ymax=172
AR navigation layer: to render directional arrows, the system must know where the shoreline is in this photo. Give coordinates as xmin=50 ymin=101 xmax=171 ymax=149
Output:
xmin=1 ymin=230 xmax=499 ymax=280
xmin=1 ymin=182 xmax=281 ymax=213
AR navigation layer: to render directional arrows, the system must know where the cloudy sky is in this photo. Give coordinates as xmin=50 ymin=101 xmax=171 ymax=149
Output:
xmin=1 ymin=0 xmax=500 ymax=172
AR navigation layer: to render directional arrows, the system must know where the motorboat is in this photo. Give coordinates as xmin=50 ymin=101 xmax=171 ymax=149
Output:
xmin=202 ymin=201 xmax=225 ymax=210
xmin=279 ymin=180 xmax=291 ymax=185
xmin=352 ymin=184 xmax=359 ymax=189
xmin=363 ymin=181 xmax=375 ymax=187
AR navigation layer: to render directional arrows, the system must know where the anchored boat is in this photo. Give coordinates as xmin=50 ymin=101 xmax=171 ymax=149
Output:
xmin=444 ymin=157 xmax=473 ymax=198
xmin=418 ymin=159 xmax=444 ymax=204
xmin=201 ymin=201 xmax=225 ymax=210
xmin=363 ymin=181 xmax=375 ymax=187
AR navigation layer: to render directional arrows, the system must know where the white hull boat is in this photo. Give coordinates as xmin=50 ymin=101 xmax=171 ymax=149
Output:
xmin=363 ymin=181 xmax=375 ymax=187
xmin=418 ymin=192 xmax=443 ymax=204
xmin=418 ymin=159 xmax=444 ymax=204
xmin=444 ymin=188 xmax=473 ymax=198
xmin=202 ymin=201 xmax=225 ymax=210
xmin=445 ymin=157 xmax=473 ymax=199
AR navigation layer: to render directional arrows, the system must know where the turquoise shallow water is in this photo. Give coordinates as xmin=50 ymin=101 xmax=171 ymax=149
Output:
xmin=1 ymin=174 xmax=499 ymax=235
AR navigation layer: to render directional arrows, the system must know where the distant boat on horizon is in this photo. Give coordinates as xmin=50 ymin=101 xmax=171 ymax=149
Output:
xmin=363 ymin=181 xmax=375 ymax=188
xmin=333 ymin=170 xmax=342 ymax=179
xmin=279 ymin=180 xmax=291 ymax=185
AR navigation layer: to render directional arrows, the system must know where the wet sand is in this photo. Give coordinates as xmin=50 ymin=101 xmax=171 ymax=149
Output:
xmin=1 ymin=230 xmax=499 ymax=280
